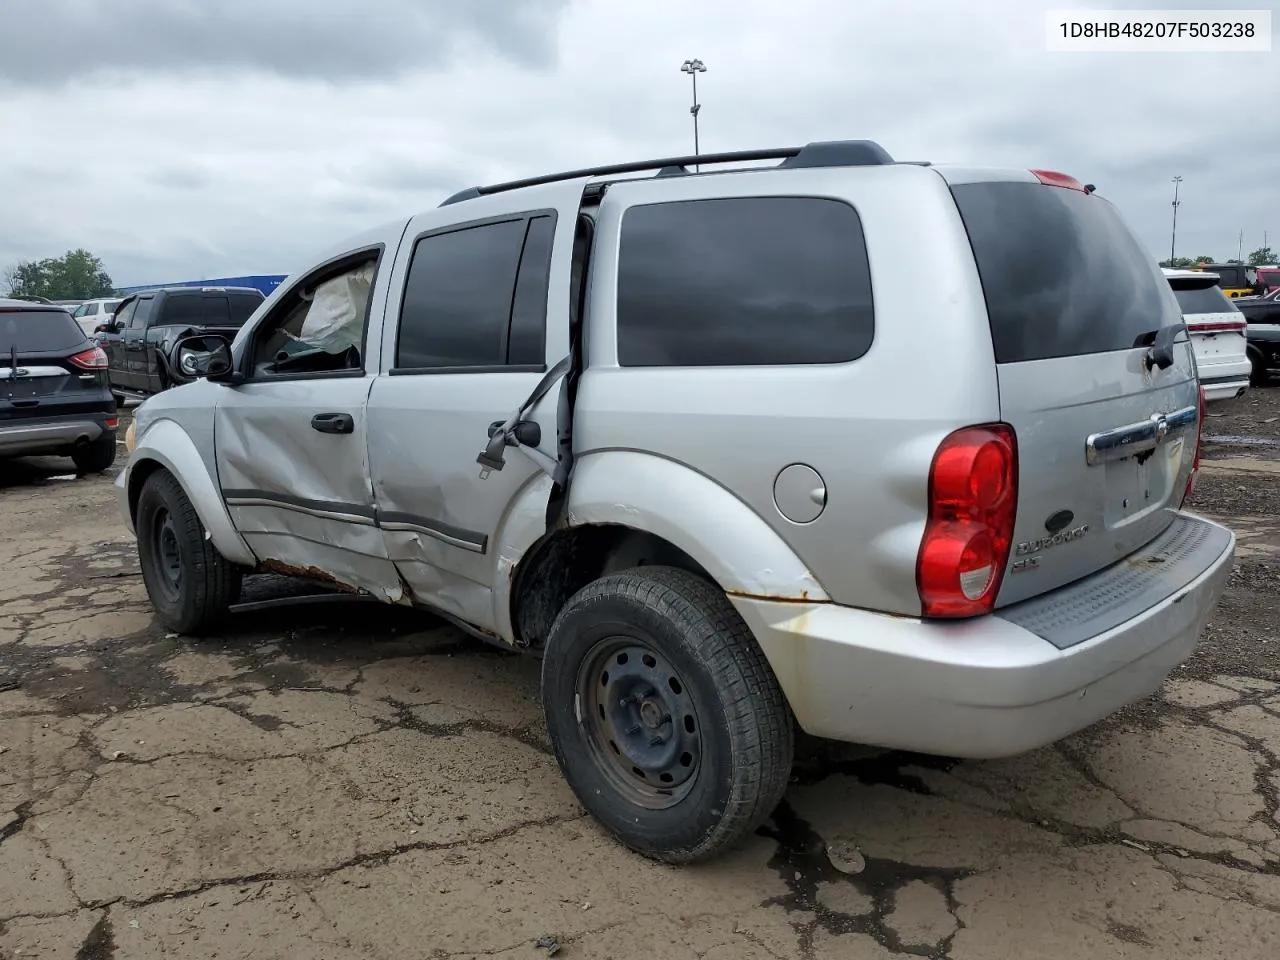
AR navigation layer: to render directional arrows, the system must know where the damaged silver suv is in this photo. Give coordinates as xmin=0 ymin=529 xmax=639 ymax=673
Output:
xmin=118 ymin=141 xmax=1235 ymax=863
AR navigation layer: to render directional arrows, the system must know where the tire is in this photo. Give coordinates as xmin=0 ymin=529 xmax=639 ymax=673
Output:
xmin=1250 ymin=351 xmax=1272 ymax=387
xmin=136 ymin=470 xmax=242 ymax=635
xmin=541 ymin=565 xmax=793 ymax=863
xmin=72 ymin=431 xmax=117 ymax=474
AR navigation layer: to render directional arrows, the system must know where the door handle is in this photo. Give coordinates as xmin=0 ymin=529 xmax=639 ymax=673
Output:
xmin=311 ymin=412 xmax=354 ymax=435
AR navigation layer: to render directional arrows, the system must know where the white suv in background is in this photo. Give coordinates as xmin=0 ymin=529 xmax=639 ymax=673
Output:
xmin=1163 ymin=269 xmax=1251 ymax=403
xmin=72 ymin=298 xmax=123 ymax=337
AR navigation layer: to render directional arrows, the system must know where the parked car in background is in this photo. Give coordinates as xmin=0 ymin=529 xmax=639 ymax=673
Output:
xmin=1237 ymin=288 xmax=1280 ymax=385
xmin=1255 ymin=266 xmax=1280 ymax=296
xmin=1193 ymin=262 xmax=1258 ymax=299
xmin=72 ymin=298 xmax=123 ymax=337
xmin=99 ymin=286 xmax=264 ymax=403
xmin=119 ymin=141 xmax=1234 ymax=864
xmin=1 ymin=298 xmax=118 ymax=473
xmin=1163 ymin=269 xmax=1251 ymax=402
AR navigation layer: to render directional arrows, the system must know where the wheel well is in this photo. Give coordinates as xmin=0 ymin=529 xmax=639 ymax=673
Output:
xmin=510 ymin=525 xmax=714 ymax=649
xmin=127 ymin=458 xmax=166 ymax=524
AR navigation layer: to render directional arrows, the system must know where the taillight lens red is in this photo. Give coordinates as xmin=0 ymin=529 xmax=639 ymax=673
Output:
xmin=68 ymin=346 xmax=108 ymax=370
xmin=917 ymin=424 xmax=1018 ymax=619
xmin=1181 ymin=385 xmax=1206 ymax=506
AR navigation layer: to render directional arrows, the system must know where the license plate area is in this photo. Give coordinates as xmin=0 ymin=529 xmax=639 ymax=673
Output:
xmin=1 ymin=378 xmax=58 ymax=400
xmin=1104 ymin=437 xmax=1182 ymax=525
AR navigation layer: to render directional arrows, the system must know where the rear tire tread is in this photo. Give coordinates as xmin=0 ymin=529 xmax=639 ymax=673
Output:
xmin=545 ymin=565 xmax=793 ymax=863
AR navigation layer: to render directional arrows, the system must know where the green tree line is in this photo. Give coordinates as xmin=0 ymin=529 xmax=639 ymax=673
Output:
xmin=1160 ymin=247 xmax=1275 ymax=269
xmin=3 ymin=250 xmax=115 ymax=300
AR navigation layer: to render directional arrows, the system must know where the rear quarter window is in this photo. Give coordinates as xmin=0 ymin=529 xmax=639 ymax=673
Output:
xmin=615 ymin=196 xmax=875 ymax=366
xmin=0 ymin=309 xmax=87 ymax=352
xmin=951 ymin=181 xmax=1180 ymax=364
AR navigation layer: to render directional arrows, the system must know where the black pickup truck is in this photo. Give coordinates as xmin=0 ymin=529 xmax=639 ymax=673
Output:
xmin=97 ymin=286 xmax=264 ymax=402
xmin=1237 ymin=290 xmax=1280 ymax=385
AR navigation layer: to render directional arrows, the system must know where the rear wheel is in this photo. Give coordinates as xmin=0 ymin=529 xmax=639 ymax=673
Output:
xmin=72 ymin=432 xmax=117 ymax=474
xmin=541 ymin=566 xmax=793 ymax=863
xmin=136 ymin=470 xmax=242 ymax=635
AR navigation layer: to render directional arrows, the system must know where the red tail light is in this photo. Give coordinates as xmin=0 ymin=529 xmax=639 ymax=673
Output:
xmin=68 ymin=346 xmax=108 ymax=370
xmin=917 ymin=424 xmax=1018 ymax=619
xmin=1030 ymin=169 xmax=1088 ymax=192
xmin=1181 ymin=385 xmax=1206 ymax=506
xmin=1185 ymin=320 xmax=1247 ymax=334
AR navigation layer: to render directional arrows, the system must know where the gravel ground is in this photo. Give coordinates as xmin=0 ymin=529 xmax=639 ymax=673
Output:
xmin=1 ymin=389 xmax=1278 ymax=960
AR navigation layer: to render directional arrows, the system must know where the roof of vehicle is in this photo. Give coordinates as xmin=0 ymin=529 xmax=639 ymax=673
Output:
xmin=438 ymin=140 xmax=903 ymax=207
xmin=123 ymin=286 xmax=264 ymax=297
xmin=1163 ymin=268 xmax=1221 ymax=280
xmin=0 ymin=297 xmax=70 ymax=311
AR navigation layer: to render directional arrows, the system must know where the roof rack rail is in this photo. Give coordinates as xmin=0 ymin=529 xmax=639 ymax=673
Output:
xmin=439 ymin=139 xmax=894 ymax=207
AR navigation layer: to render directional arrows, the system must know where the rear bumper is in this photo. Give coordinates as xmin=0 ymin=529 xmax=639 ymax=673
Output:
xmin=1199 ymin=364 xmax=1251 ymax=402
xmin=732 ymin=512 xmax=1234 ymax=759
xmin=0 ymin=418 xmax=112 ymax=457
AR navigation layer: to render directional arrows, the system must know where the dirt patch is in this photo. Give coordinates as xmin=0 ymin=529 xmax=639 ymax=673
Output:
xmin=2 ymin=398 xmax=1280 ymax=959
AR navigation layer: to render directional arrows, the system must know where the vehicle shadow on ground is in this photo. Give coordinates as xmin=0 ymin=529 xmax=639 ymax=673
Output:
xmin=0 ymin=456 xmax=92 ymax=489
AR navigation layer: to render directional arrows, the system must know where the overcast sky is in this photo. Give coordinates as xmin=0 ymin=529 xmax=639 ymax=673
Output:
xmin=1 ymin=0 xmax=1276 ymax=287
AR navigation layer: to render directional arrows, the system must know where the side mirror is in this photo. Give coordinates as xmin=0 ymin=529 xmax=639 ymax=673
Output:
xmin=173 ymin=334 xmax=236 ymax=382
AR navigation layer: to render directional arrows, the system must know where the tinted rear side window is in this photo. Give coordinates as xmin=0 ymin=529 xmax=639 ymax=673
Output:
xmin=397 ymin=218 xmax=527 ymax=369
xmin=1170 ymin=282 xmax=1239 ymax=317
xmin=616 ymin=197 xmax=875 ymax=367
xmin=951 ymin=182 xmax=1179 ymax=364
xmin=0 ymin=309 xmax=87 ymax=352
xmin=160 ymin=294 xmax=207 ymax=326
xmin=507 ymin=216 xmax=554 ymax=365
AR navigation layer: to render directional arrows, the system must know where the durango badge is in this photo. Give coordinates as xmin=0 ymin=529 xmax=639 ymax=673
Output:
xmin=1015 ymin=523 xmax=1091 ymax=557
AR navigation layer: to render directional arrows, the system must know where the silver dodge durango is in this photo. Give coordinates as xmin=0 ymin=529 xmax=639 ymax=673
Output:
xmin=117 ymin=140 xmax=1235 ymax=863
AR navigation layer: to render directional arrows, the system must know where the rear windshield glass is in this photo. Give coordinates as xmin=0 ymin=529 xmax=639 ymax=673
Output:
xmin=951 ymin=181 xmax=1179 ymax=364
xmin=1170 ymin=282 xmax=1239 ymax=317
xmin=160 ymin=293 xmax=259 ymax=327
xmin=227 ymin=293 xmax=262 ymax=326
xmin=0 ymin=309 xmax=87 ymax=353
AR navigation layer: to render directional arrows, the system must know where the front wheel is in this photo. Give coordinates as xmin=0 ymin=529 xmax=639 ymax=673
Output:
xmin=136 ymin=470 xmax=242 ymax=635
xmin=541 ymin=566 xmax=794 ymax=863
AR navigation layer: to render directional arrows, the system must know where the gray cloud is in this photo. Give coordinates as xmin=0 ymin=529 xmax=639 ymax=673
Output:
xmin=0 ymin=0 xmax=568 ymax=85
xmin=1 ymin=0 xmax=1276 ymax=286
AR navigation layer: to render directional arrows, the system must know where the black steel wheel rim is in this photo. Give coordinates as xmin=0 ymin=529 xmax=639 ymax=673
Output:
xmin=152 ymin=507 xmax=182 ymax=603
xmin=577 ymin=636 xmax=703 ymax=809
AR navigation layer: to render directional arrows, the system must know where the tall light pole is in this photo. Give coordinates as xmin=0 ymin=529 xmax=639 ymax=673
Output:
xmin=681 ymin=58 xmax=707 ymax=169
xmin=1169 ymin=176 xmax=1182 ymax=265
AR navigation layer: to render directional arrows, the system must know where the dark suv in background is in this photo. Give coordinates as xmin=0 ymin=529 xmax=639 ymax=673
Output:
xmin=98 ymin=286 xmax=263 ymax=402
xmin=1 ymin=298 xmax=118 ymax=473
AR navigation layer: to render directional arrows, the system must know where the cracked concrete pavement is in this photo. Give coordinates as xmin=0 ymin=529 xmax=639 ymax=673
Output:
xmin=3 ymin=391 xmax=1280 ymax=959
